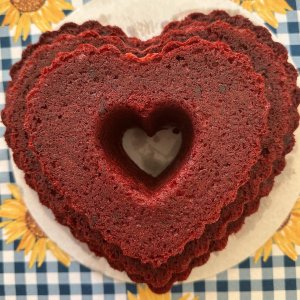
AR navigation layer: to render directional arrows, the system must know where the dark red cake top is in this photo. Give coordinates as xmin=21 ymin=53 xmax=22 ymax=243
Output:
xmin=25 ymin=38 xmax=269 ymax=266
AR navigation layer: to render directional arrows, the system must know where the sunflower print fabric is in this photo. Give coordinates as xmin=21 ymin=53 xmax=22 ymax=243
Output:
xmin=0 ymin=0 xmax=299 ymax=299
xmin=0 ymin=0 xmax=73 ymax=41
xmin=0 ymin=184 xmax=70 ymax=268
xmin=233 ymin=0 xmax=293 ymax=27
xmin=0 ymin=0 xmax=294 ymax=42
xmin=254 ymin=198 xmax=300 ymax=263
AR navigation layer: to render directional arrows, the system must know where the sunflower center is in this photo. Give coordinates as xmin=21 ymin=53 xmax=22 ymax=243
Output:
xmin=25 ymin=212 xmax=46 ymax=238
xmin=11 ymin=0 xmax=45 ymax=13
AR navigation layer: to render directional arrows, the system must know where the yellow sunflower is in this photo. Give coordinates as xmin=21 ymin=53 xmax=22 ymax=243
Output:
xmin=232 ymin=0 xmax=293 ymax=28
xmin=0 ymin=0 xmax=73 ymax=42
xmin=0 ymin=184 xmax=70 ymax=268
xmin=254 ymin=198 xmax=300 ymax=263
xmin=128 ymin=285 xmax=199 ymax=300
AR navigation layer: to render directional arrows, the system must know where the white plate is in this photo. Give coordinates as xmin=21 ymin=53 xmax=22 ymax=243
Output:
xmin=12 ymin=0 xmax=300 ymax=285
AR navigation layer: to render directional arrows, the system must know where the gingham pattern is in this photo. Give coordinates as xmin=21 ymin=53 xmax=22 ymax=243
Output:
xmin=0 ymin=0 xmax=300 ymax=299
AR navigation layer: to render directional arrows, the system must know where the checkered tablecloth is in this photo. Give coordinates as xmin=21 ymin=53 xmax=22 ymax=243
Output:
xmin=0 ymin=0 xmax=300 ymax=299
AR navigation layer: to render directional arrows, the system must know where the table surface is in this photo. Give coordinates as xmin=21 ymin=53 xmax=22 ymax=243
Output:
xmin=0 ymin=0 xmax=300 ymax=299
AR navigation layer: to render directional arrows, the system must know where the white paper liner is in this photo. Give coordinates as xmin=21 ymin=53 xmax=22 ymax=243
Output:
xmin=10 ymin=0 xmax=300 ymax=284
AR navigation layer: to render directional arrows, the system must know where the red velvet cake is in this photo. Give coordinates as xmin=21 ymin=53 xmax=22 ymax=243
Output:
xmin=25 ymin=38 xmax=268 ymax=260
xmin=2 ymin=10 xmax=299 ymax=293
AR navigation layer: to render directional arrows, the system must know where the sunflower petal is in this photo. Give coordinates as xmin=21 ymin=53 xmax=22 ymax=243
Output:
xmin=258 ymin=11 xmax=278 ymax=28
xmin=4 ymin=220 xmax=26 ymax=234
xmin=144 ymin=286 xmax=160 ymax=300
xmin=293 ymin=200 xmax=300 ymax=210
xmin=7 ymin=184 xmax=23 ymax=201
xmin=5 ymin=226 xmax=27 ymax=244
xmin=135 ymin=285 xmax=171 ymax=300
xmin=29 ymin=239 xmax=42 ymax=268
xmin=37 ymin=238 xmax=47 ymax=267
xmin=41 ymin=5 xmax=64 ymax=23
xmin=273 ymin=232 xmax=298 ymax=261
xmin=274 ymin=0 xmax=293 ymax=11
xmin=138 ymin=285 xmax=153 ymax=300
xmin=277 ymin=243 xmax=297 ymax=261
xmin=16 ymin=230 xmax=32 ymax=252
xmin=21 ymin=13 xmax=31 ymax=41
xmin=263 ymin=238 xmax=273 ymax=262
xmin=254 ymin=245 xmax=264 ymax=263
xmin=46 ymin=2 xmax=65 ymax=20
xmin=24 ymin=233 xmax=36 ymax=255
xmin=3 ymin=199 xmax=25 ymax=208
xmin=2 ymin=201 xmax=27 ymax=213
xmin=0 ymin=0 xmax=11 ymax=15
xmin=273 ymin=232 xmax=288 ymax=244
xmin=241 ymin=1 xmax=253 ymax=12
xmin=180 ymin=293 xmax=196 ymax=300
xmin=252 ymin=2 xmax=279 ymax=28
xmin=3 ymin=199 xmax=20 ymax=204
xmin=127 ymin=291 xmax=138 ymax=300
xmin=0 ymin=204 xmax=26 ymax=219
xmin=265 ymin=0 xmax=290 ymax=14
xmin=8 ymin=9 xmax=20 ymax=30
xmin=50 ymin=0 xmax=74 ymax=10
xmin=47 ymin=240 xmax=70 ymax=267
xmin=283 ymin=226 xmax=300 ymax=245
xmin=30 ymin=12 xmax=51 ymax=32
xmin=14 ymin=13 xmax=24 ymax=42
xmin=0 ymin=220 xmax=11 ymax=228
xmin=2 ymin=6 xmax=16 ymax=26
xmin=0 ymin=200 xmax=26 ymax=218
xmin=292 ymin=211 xmax=300 ymax=218
xmin=137 ymin=285 xmax=146 ymax=299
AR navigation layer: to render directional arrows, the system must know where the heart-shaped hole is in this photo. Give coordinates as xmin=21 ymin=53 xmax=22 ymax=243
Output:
xmin=98 ymin=105 xmax=193 ymax=190
xmin=122 ymin=127 xmax=182 ymax=177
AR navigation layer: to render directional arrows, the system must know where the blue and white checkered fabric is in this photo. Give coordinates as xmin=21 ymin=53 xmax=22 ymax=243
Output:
xmin=0 ymin=0 xmax=300 ymax=299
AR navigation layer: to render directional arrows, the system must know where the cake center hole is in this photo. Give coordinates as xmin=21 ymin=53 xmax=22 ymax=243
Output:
xmin=122 ymin=126 xmax=182 ymax=177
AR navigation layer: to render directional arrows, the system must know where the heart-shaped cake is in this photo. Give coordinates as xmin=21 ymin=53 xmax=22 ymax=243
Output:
xmin=25 ymin=38 xmax=269 ymax=259
xmin=2 ymin=10 xmax=299 ymax=293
